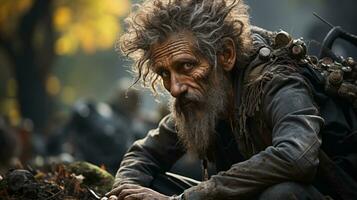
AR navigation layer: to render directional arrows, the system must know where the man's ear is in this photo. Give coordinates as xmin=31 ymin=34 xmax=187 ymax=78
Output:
xmin=218 ymin=37 xmax=236 ymax=72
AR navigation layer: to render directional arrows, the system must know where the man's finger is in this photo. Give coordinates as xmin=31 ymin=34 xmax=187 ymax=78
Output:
xmin=118 ymin=188 xmax=145 ymax=200
xmin=109 ymin=195 xmax=118 ymax=200
xmin=106 ymin=184 xmax=141 ymax=196
xmin=123 ymin=193 xmax=146 ymax=200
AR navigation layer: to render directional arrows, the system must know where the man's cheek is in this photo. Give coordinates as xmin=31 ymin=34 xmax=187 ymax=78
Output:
xmin=192 ymin=64 xmax=211 ymax=80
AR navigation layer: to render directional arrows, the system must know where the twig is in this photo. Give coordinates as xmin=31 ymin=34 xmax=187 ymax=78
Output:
xmin=44 ymin=190 xmax=62 ymax=200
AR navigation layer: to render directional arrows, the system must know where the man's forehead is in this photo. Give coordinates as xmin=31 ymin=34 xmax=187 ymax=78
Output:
xmin=151 ymin=34 xmax=196 ymax=64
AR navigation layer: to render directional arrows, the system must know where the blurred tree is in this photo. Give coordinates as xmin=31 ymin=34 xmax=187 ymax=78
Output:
xmin=0 ymin=0 xmax=130 ymax=132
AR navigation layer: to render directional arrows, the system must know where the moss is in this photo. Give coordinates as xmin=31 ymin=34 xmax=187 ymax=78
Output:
xmin=67 ymin=161 xmax=114 ymax=195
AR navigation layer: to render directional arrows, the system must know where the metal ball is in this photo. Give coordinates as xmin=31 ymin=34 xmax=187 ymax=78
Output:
xmin=274 ymin=30 xmax=292 ymax=48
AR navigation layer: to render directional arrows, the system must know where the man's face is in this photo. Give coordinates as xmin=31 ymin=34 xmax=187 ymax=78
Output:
xmin=151 ymin=34 xmax=212 ymax=112
xmin=151 ymin=33 xmax=232 ymax=159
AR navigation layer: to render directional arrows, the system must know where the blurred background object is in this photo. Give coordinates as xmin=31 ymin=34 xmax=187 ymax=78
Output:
xmin=0 ymin=0 xmax=356 ymax=177
xmin=0 ymin=117 xmax=20 ymax=175
xmin=46 ymin=78 xmax=157 ymax=173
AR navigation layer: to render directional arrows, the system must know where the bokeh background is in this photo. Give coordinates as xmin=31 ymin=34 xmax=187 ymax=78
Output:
xmin=0 ymin=0 xmax=356 ymax=175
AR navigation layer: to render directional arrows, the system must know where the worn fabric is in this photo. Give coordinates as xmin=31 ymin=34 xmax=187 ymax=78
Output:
xmin=182 ymin=71 xmax=323 ymax=200
xmin=147 ymin=173 xmax=326 ymax=200
xmin=114 ymin=116 xmax=185 ymax=187
xmin=114 ymin=71 xmax=323 ymax=199
xmin=256 ymin=182 xmax=325 ymax=200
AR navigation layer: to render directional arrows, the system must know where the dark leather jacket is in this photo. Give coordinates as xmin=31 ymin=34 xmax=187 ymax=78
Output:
xmin=113 ymin=29 xmax=326 ymax=199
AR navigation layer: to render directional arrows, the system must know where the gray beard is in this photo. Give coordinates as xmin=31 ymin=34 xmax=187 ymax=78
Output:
xmin=170 ymin=69 xmax=231 ymax=160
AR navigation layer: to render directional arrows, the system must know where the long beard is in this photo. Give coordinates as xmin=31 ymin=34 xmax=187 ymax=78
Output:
xmin=170 ymin=68 xmax=231 ymax=160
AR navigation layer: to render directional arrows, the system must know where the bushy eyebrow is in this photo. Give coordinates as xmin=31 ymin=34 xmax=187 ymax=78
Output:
xmin=152 ymin=55 xmax=198 ymax=71
xmin=172 ymin=56 xmax=199 ymax=67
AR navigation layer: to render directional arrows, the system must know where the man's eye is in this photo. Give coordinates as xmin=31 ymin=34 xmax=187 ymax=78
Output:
xmin=183 ymin=63 xmax=195 ymax=71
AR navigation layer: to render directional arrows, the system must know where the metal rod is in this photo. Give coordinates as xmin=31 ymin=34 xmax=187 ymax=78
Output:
xmin=313 ymin=12 xmax=334 ymax=28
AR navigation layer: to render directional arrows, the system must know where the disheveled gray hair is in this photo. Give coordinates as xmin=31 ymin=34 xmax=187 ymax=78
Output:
xmin=119 ymin=0 xmax=252 ymax=92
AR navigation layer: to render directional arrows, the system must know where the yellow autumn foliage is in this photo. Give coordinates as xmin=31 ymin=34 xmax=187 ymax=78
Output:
xmin=46 ymin=75 xmax=61 ymax=96
xmin=53 ymin=0 xmax=130 ymax=55
xmin=0 ymin=0 xmax=33 ymax=36
xmin=0 ymin=0 xmax=130 ymax=55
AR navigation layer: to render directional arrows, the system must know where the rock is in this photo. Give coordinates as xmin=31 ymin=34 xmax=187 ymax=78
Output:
xmin=6 ymin=169 xmax=34 ymax=192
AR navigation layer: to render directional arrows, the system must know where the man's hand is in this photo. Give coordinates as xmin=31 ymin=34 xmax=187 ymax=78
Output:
xmin=102 ymin=184 xmax=170 ymax=200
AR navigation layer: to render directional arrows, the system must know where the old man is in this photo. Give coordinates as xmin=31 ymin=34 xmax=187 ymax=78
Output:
xmin=104 ymin=0 xmax=357 ymax=199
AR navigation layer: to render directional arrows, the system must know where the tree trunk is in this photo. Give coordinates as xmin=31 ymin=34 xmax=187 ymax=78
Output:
xmin=0 ymin=0 xmax=54 ymax=132
xmin=14 ymin=51 xmax=51 ymax=132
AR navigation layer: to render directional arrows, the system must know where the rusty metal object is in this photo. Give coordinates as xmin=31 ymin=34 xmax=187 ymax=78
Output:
xmin=338 ymin=82 xmax=357 ymax=100
xmin=320 ymin=57 xmax=334 ymax=69
xmin=332 ymin=62 xmax=343 ymax=71
xmin=319 ymin=57 xmax=357 ymax=105
xmin=259 ymin=47 xmax=271 ymax=61
xmin=290 ymin=39 xmax=306 ymax=59
xmin=345 ymin=57 xmax=356 ymax=66
xmin=328 ymin=70 xmax=344 ymax=86
xmin=271 ymin=31 xmax=356 ymax=106
xmin=325 ymin=70 xmax=343 ymax=95
xmin=309 ymin=56 xmax=318 ymax=65
xmin=292 ymin=45 xmax=304 ymax=57
xmin=274 ymin=30 xmax=292 ymax=48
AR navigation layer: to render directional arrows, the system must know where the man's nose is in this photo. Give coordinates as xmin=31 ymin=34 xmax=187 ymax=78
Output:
xmin=170 ymin=76 xmax=188 ymax=98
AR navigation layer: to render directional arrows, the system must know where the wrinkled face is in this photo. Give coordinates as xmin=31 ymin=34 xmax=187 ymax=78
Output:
xmin=150 ymin=33 xmax=234 ymax=159
xmin=151 ymin=34 xmax=212 ymax=111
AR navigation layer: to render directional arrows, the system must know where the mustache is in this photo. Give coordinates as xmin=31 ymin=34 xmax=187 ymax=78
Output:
xmin=175 ymin=92 xmax=204 ymax=108
xmin=174 ymin=92 xmax=204 ymax=115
